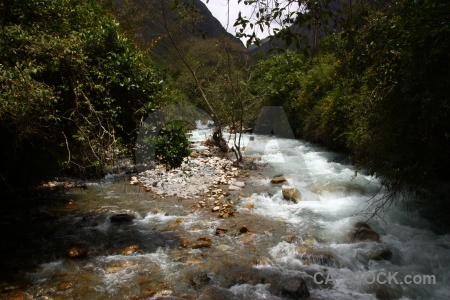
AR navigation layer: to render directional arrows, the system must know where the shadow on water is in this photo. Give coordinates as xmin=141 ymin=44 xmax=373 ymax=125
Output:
xmin=0 ymin=179 xmax=181 ymax=296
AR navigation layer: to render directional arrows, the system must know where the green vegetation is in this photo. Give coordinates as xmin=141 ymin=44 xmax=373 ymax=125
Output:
xmin=155 ymin=120 xmax=192 ymax=170
xmin=1 ymin=0 xmax=449 ymax=211
xmin=247 ymin=0 xmax=450 ymax=202
xmin=0 ymin=0 xmax=163 ymax=189
xmin=171 ymin=36 xmax=257 ymax=159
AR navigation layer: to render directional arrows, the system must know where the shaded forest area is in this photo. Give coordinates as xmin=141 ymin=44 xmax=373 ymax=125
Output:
xmin=1 ymin=0 xmax=449 ymax=224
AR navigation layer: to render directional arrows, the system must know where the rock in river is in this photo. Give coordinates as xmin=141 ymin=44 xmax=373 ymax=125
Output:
xmin=242 ymin=202 xmax=254 ymax=209
xmin=67 ymin=246 xmax=88 ymax=259
xmin=282 ymin=188 xmax=301 ymax=203
xmin=368 ymin=248 xmax=393 ymax=261
xmin=58 ymin=282 xmax=73 ymax=291
xmin=190 ymin=272 xmax=211 ymax=286
xmin=122 ymin=245 xmax=139 ymax=255
xmin=232 ymin=181 xmax=246 ymax=188
xmin=192 ymin=237 xmax=212 ymax=249
xmin=215 ymin=226 xmax=228 ymax=236
xmin=271 ymin=176 xmax=287 ymax=184
xmin=110 ymin=213 xmax=135 ymax=223
xmin=354 ymin=221 xmax=371 ymax=230
xmin=347 ymin=227 xmax=381 ymax=243
xmin=228 ymin=184 xmax=243 ymax=191
xmin=278 ymin=277 xmax=310 ymax=299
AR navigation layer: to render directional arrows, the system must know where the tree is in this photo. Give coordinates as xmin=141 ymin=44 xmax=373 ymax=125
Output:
xmin=0 ymin=0 xmax=163 ymax=189
xmin=117 ymin=0 xmax=262 ymax=159
xmin=174 ymin=36 xmax=259 ymax=161
xmin=249 ymin=50 xmax=307 ymax=136
xmin=244 ymin=0 xmax=450 ymax=223
xmin=345 ymin=0 xmax=450 ymax=194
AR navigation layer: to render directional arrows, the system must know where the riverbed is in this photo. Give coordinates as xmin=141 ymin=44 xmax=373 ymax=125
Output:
xmin=1 ymin=126 xmax=449 ymax=299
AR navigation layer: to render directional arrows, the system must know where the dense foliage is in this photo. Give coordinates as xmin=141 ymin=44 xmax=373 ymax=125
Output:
xmin=1 ymin=0 xmax=448 ymax=208
xmin=248 ymin=0 xmax=450 ymax=199
xmin=0 ymin=0 xmax=164 ymax=189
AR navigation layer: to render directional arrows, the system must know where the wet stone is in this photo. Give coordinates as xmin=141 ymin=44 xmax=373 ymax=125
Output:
xmin=354 ymin=221 xmax=371 ymax=230
xmin=282 ymin=188 xmax=301 ymax=203
xmin=5 ymin=294 xmax=29 ymax=300
xmin=192 ymin=237 xmax=212 ymax=249
xmin=239 ymin=226 xmax=253 ymax=234
xmin=190 ymin=272 xmax=211 ymax=286
xmin=239 ymin=235 xmax=254 ymax=244
xmin=58 ymin=282 xmax=73 ymax=291
xmin=105 ymin=262 xmax=139 ymax=274
xmin=282 ymin=234 xmax=297 ymax=243
xmin=348 ymin=227 xmax=381 ymax=243
xmin=215 ymin=226 xmax=228 ymax=236
xmin=1 ymin=286 xmax=20 ymax=293
xmin=66 ymin=246 xmax=88 ymax=259
xmin=228 ymin=185 xmax=242 ymax=191
xmin=242 ymin=202 xmax=254 ymax=209
xmin=368 ymin=248 xmax=393 ymax=261
xmin=110 ymin=213 xmax=135 ymax=223
xmin=279 ymin=277 xmax=310 ymax=299
xmin=232 ymin=181 xmax=245 ymax=188
xmin=253 ymin=257 xmax=271 ymax=266
xmin=122 ymin=245 xmax=139 ymax=255
xmin=186 ymin=258 xmax=202 ymax=265
xmin=129 ymin=176 xmax=139 ymax=185
xmin=219 ymin=204 xmax=237 ymax=218
xmin=216 ymin=244 xmax=232 ymax=251
xmin=180 ymin=240 xmax=191 ymax=248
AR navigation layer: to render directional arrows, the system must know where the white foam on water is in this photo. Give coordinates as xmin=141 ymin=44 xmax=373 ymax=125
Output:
xmin=229 ymin=283 xmax=280 ymax=299
xmin=237 ymin=132 xmax=450 ymax=299
xmin=137 ymin=211 xmax=178 ymax=225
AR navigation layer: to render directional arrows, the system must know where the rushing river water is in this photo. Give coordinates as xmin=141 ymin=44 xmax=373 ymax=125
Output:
xmin=1 ymin=126 xmax=449 ymax=299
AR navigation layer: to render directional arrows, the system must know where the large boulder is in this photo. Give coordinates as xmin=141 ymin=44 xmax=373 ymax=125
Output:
xmin=110 ymin=213 xmax=135 ymax=223
xmin=282 ymin=188 xmax=301 ymax=203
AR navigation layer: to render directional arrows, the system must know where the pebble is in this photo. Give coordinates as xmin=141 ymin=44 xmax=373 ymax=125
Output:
xmin=228 ymin=185 xmax=243 ymax=191
xmin=133 ymin=144 xmax=239 ymax=199
xmin=232 ymin=181 xmax=246 ymax=188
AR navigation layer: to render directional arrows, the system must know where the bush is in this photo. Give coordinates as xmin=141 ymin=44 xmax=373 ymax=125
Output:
xmin=0 ymin=0 xmax=162 ymax=189
xmin=155 ymin=121 xmax=192 ymax=170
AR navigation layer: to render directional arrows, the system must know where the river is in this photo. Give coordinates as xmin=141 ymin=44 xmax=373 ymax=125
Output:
xmin=0 ymin=125 xmax=449 ymax=299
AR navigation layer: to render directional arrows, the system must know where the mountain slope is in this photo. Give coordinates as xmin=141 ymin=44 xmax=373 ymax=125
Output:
xmin=248 ymin=0 xmax=346 ymax=55
xmin=111 ymin=0 xmax=244 ymax=59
